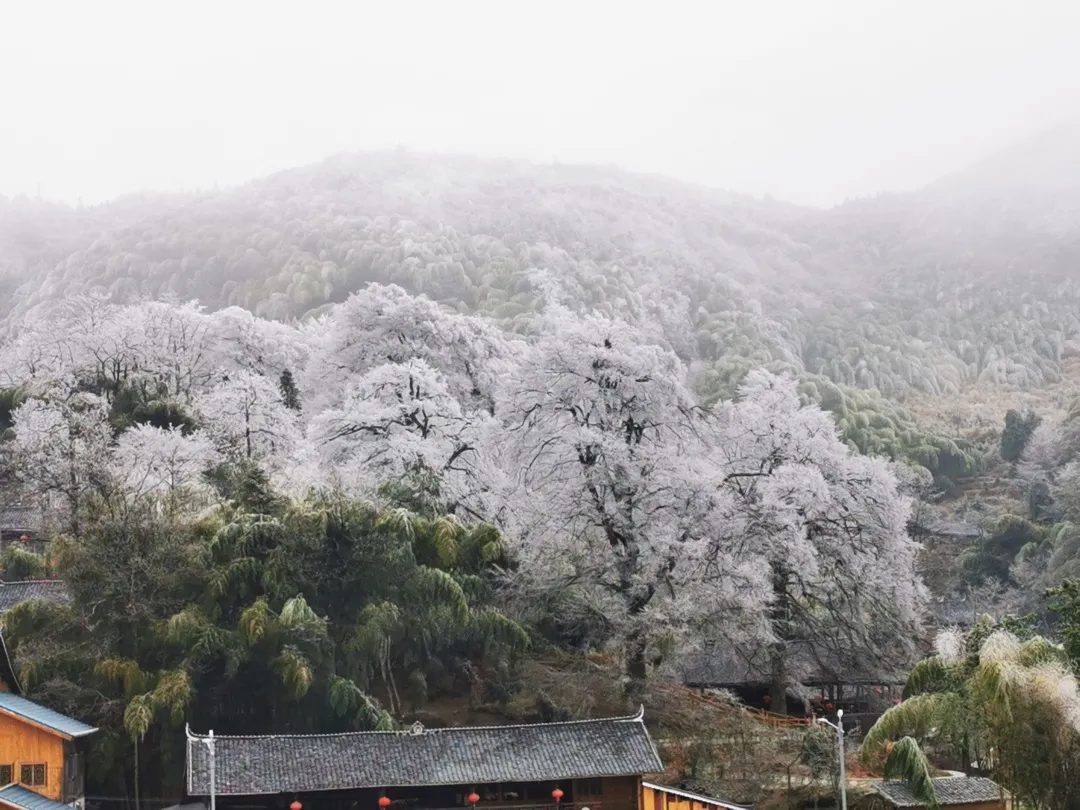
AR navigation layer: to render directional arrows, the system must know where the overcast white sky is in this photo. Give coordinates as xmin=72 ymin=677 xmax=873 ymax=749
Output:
xmin=2 ymin=0 xmax=1079 ymax=208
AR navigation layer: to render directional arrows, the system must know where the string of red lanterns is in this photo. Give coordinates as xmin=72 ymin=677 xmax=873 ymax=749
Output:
xmin=366 ymin=786 xmax=567 ymax=810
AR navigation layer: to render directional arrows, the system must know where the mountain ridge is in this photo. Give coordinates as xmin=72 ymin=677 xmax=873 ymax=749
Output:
xmin=2 ymin=117 xmax=1079 ymax=401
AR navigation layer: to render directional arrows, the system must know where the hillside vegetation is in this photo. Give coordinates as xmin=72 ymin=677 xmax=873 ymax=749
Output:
xmin=3 ymin=115 xmax=1080 ymax=809
xmin=3 ymin=116 xmax=1080 ymax=404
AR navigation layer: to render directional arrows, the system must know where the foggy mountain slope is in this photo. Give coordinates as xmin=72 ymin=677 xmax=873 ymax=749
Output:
xmin=0 ymin=192 xmax=195 ymax=318
xmin=2 ymin=126 xmax=1079 ymax=399
xmin=828 ymin=115 xmax=1080 ymax=249
xmin=937 ymin=113 xmax=1080 ymax=204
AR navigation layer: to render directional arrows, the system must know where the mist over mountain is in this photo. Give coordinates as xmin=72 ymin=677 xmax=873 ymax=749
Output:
xmin=2 ymin=115 xmax=1079 ymax=407
xmin=5 ymin=83 xmax=1080 ymax=810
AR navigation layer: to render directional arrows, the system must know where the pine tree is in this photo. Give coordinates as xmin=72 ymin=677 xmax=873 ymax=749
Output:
xmin=279 ymin=369 xmax=302 ymax=412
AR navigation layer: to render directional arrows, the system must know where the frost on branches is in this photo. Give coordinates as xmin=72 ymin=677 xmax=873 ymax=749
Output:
xmin=0 ymin=287 xmax=929 ymax=707
xmin=9 ymin=390 xmax=113 ymax=532
xmin=110 ymin=424 xmax=220 ymax=507
xmin=197 ymin=370 xmax=301 ymax=466
xmin=305 ymin=283 xmax=512 ymax=414
xmin=310 ymin=358 xmax=492 ymax=514
xmin=713 ymin=371 xmax=926 ymax=711
xmin=496 ymin=311 xmax=752 ymax=687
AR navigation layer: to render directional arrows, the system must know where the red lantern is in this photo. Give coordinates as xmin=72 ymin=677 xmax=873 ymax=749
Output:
xmin=552 ymin=789 xmax=564 ymax=804
xmin=467 ymin=794 xmax=480 ymax=806
xmin=379 ymin=798 xmax=391 ymax=809
xmin=825 ymin=703 xmax=833 ymax=710
xmin=762 ymin=695 xmax=771 ymax=704
xmin=291 ymin=802 xmax=302 ymax=810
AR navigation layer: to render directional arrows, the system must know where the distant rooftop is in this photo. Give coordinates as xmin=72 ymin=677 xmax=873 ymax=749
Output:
xmin=0 ymin=692 xmax=98 ymax=739
xmin=871 ymin=776 xmax=1005 ymax=807
xmin=0 ymin=506 xmax=43 ymax=534
xmin=0 ymin=783 xmax=78 ymax=810
xmin=911 ymin=519 xmax=982 ymax=540
xmin=678 ymin=640 xmax=908 ymax=688
xmin=642 ymin=783 xmax=750 ymax=810
xmin=0 ymin=581 xmax=70 ymax=614
xmin=187 ymin=711 xmax=664 ymax=796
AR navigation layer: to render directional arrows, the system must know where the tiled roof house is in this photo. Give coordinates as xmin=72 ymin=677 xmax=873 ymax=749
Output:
xmin=0 ymin=578 xmax=95 ymax=810
xmin=0 ymin=582 xmax=70 ymax=616
xmin=0 ymin=693 xmax=98 ymax=810
xmin=0 ymin=507 xmax=43 ymax=537
xmin=187 ymin=711 xmax=664 ymax=809
xmin=870 ymin=776 xmax=1006 ymax=810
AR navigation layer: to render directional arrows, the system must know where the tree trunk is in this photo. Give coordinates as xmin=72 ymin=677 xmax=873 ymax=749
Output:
xmin=769 ymin=561 xmax=791 ymax=714
xmin=768 ymin=650 xmax=788 ymax=715
xmin=622 ymin=630 xmax=649 ymax=701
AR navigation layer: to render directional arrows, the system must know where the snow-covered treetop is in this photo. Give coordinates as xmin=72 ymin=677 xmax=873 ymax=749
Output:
xmin=0 ymin=284 xmax=926 ymax=690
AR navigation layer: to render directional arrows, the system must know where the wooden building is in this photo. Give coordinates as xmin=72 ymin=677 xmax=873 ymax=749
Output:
xmin=641 ymin=783 xmax=749 ymax=810
xmin=0 ymin=507 xmax=45 ymax=556
xmin=0 ymin=578 xmax=94 ymax=810
xmin=0 ymin=783 xmax=87 ymax=810
xmin=867 ymin=777 xmax=1007 ymax=810
xmin=0 ymin=582 xmax=70 ymax=617
xmin=677 ymin=640 xmax=906 ymax=717
xmin=186 ymin=710 xmax=665 ymax=810
xmin=0 ymin=692 xmax=98 ymax=809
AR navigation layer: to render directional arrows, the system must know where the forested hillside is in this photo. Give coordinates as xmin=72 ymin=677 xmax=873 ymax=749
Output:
xmin=0 ymin=288 xmax=928 ymax=803
xmin=3 ymin=116 xmax=1079 ymax=404
xmin=3 ymin=116 xmax=1080 ymax=807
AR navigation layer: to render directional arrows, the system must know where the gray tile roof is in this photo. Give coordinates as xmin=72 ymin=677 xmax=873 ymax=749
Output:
xmin=871 ymin=776 xmax=1005 ymax=807
xmin=677 ymin=640 xmax=908 ymax=688
xmin=186 ymin=711 xmax=664 ymax=796
xmin=0 ymin=784 xmax=76 ymax=810
xmin=0 ymin=581 xmax=70 ymax=614
xmin=0 ymin=506 xmax=43 ymax=534
xmin=0 ymin=692 xmax=98 ymax=738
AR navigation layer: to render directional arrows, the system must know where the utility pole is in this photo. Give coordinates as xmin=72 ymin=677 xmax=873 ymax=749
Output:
xmin=185 ymin=724 xmax=217 ymax=810
xmin=816 ymin=709 xmax=847 ymax=810
xmin=205 ymin=730 xmax=216 ymax=810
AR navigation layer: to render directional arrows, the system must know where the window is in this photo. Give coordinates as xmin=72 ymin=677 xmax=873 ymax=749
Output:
xmin=0 ymin=764 xmax=12 ymax=785
xmin=21 ymin=764 xmax=46 ymax=787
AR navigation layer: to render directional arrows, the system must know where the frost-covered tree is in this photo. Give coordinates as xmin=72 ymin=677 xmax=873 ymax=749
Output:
xmin=196 ymin=371 xmax=300 ymax=466
xmin=306 ymin=283 xmax=512 ymax=414
xmin=496 ymin=311 xmax=748 ymax=689
xmin=8 ymin=389 xmax=113 ymax=531
xmin=310 ymin=359 xmax=491 ymax=511
xmin=109 ymin=424 xmax=220 ymax=508
xmin=202 ymin=305 xmax=307 ymax=383
xmin=0 ymin=295 xmax=130 ymax=392
xmin=714 ymin=371 xmax=925 ymax=710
